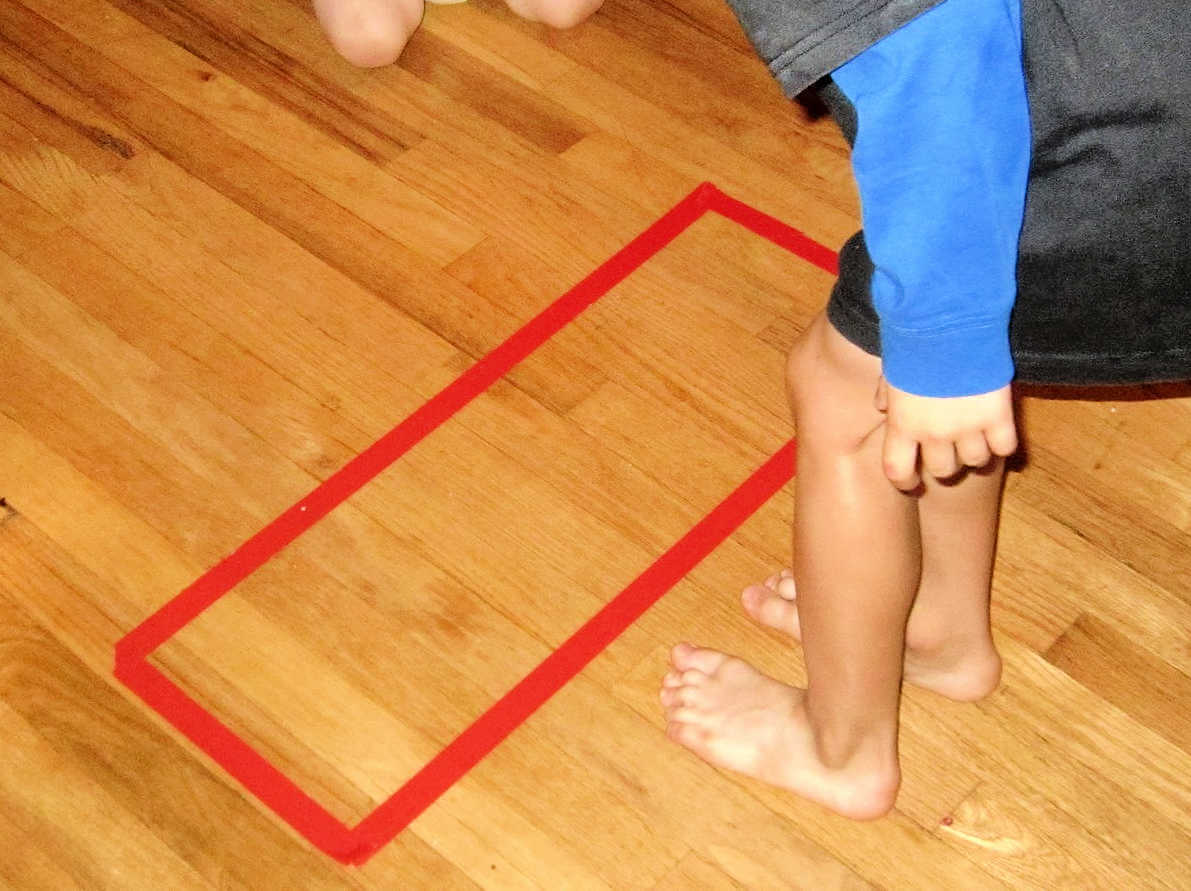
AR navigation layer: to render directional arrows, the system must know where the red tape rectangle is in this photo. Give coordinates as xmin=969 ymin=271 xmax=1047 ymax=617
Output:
xmin=114 ymin=183 xmax=838 ymax=864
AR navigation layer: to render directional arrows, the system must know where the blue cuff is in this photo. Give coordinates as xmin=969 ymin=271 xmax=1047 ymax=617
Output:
xmin=880 ymin=316 xmax=1015 ymax=396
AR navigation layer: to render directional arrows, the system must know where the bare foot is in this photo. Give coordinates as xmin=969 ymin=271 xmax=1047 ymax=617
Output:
xmin=501 ymin=0 xmax=604 ymax=29
xmin=659 ymin=643 xmax=899 ymax=820
xmin=313 ymin=0 xmax=425 ymax=68
xmin=741 ymin=570 xmax=1001 ymax=702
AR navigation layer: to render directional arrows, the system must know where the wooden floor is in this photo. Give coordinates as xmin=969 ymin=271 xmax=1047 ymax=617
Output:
xmin=1 ymin=0 xmax=1189 ymax=886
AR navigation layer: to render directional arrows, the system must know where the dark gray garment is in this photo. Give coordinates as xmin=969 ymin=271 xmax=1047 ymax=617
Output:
xmin=728 ymin=0 xmax=1191 ymax=385
xmin=1009 ymin=0 xmax=1190 ymax=383
xmin=725 ymin=0 xmax=942 ymax=97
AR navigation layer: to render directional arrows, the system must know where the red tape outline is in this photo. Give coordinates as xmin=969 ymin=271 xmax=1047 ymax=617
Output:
xmin=114 ymin=183 xmax=838 ymax=864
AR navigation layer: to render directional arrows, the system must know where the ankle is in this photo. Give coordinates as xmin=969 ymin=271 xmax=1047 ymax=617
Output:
xmin=902 ymin=630 xmax=1003 ymax=701
xmin=905 ymin=620 xmax=994 ymax=660
xmin=800 ymin=704 xmax=902 ymax=818
xmin=801 ymin=695 xmax=899 ymax=773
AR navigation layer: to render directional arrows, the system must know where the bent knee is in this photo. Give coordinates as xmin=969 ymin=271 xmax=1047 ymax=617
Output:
xmin=786 ymin=313 xmax=884 ymax=449
xmin=784 ymin=323 xmax=820 ymax=407
xmin=315 ymin=0 xmax=423 ymax=67
xmin=787 ymin=314 xmax=881 ymax=394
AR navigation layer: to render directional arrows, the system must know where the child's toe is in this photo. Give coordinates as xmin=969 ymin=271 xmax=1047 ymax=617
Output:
xmin=671 ymin=643 xmax=729 ymax=675
xmin=775 ymin=576 xmax=797 ymax=601
xmin=668 ymin=720 xmax=712 ymax=753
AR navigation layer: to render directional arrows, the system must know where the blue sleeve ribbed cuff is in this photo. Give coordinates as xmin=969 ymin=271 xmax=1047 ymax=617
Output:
xmin=880 ymin=314 xmax=1015 ymax=396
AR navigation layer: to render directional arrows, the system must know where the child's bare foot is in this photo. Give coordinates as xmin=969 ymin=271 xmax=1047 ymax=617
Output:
xmin=659 ymin=643 xmax=899 ymax=820
xmin=501 ymin=0 xmax=604 ymax=29
xmin=741 ymin=570 xmax=1001 ymax=702
xmin=313 ymin=0 xmax=425 ymax=68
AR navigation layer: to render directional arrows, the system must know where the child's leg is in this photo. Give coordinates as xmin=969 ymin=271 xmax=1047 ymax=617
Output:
xmin=902 ymin=465 xmax=1004 ymax=700
xmin=501 ymin=0 xmax=603 ymax=29
xmin=660 ymin=312 xmax=914 ymax=819
xmin=313 ymin=0 xmax=425 ymax=67
xmin=742 ymin=419 xmax=1005 ymax=702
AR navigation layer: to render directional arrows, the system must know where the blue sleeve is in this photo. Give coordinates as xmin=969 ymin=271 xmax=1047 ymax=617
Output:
xmin=831 ymin=0 xmax=1031 ymax=397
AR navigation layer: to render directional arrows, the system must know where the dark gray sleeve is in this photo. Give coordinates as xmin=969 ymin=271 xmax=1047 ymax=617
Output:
xmin=724 ymin=0 xmax=943 ymax=96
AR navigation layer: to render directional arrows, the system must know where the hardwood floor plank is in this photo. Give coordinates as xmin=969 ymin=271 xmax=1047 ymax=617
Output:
xmin=1114 ymin=388 xmax=1191 ymax=463
xmin=690 ymin=840 xmax=872 ymax=890
xmin=354 ymin=827 xmax=484 ymax=890
xmin=0 ymin=525 xmax=489 ymax=887
xmin=937 ymin=636 xmax=1191 ymax=886
xmin=0 ymin=551 xmax=366 ymax=887
xmin=0 ymin=108 xmax=486 ymax=424
xmin=891 ymin=692 xmax=989 ymax=830
xmin=20 ymin=0 xmax=484 ymax=269
xmin=1045 ymin=612 xmax=1191 ymax=754
xmin=996 ymin=495 xmax=1191 ymax=675
xmin=1011 ymin=443 xmax=1191 ymax=605
xmin=389 ymin=135 xmax=653 ymax=287
xmin=511 ymin=675 xmax=872 ymax=888
xmin=0 ymin=683 xmax=215 ymax=889
xmin=560 ymin=130 xmax=706 ymax=215
xmin=0 ymin=111 xmax=95 ymax=220
xmin=0 ymin=328 xmax=270 ymax=565
xmin=216 ymin=0 xmax=562 ymax=159
xmin=397 ymin=29 xmax=596 ymax=155
xmin=557 ymin=135 xmax=841 ymax=328
xmin=1020 ymin=394 xmax=1191 ymax=533
xmin=0 ymin=411 xmax=201 ymax=624
xmin=0 ymin=178 xmax=66 ymax=257
xmin=0 ymin=264 xmax=605 ymax=822
xmin=610 ymin=611 xmax=1002 ymax=887
xmin=0 ymin=804 xmax=84 ymax=891
xmin=0 ymin=46 xmax=136 ymax=177
xmin=540 ymin=63 xmax=857 ymax=246
xmin=0 ymin=0 xmax=492 ymax=342
xmin=652 ymin=851 xmax=744 ymax=890
xmin=0 ymin=208 xmax=372 ymax=480
xmin=0 ymin=251 xmax=319 ymax=532
xmin=940 ymin=780 xmax=1171 ymax=890
xmin=101 ymin=0 xmax=423 ymax=160
xmin=1 ymin=0 xmax=1187 ymax=883
xmin=160 ymin=592 xmax=470 ymax=823
xmin=485 ymin=0 xmax=847 ymax=181
xmin=442 ymin=233 xmax=609 ymax=414
xmin=416 ymin=0 xmax=578 ymax=87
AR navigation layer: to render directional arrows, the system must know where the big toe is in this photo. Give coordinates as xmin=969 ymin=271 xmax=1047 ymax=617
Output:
xmin=667 ymin=720 xmax=711 ymax=754
xmin=741 ymin=584 xmax=801 ymax=636
xmin=763 ymin=568 xmax=794 ymax=589
xmin=670 ymin=642 xmax=729 ymax=676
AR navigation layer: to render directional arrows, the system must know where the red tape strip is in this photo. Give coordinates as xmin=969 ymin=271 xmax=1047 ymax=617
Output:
xmin=114 ymin=183 xmax=838 ymax=864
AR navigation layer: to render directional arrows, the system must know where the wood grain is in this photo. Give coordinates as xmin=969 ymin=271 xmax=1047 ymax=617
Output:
xmin=1 ymin=0 xmax=1188 ymax=885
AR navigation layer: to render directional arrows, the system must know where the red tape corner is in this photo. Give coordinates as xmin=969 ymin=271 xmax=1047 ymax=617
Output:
xmin=113 ymin=183 xmax=839 ymax=864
